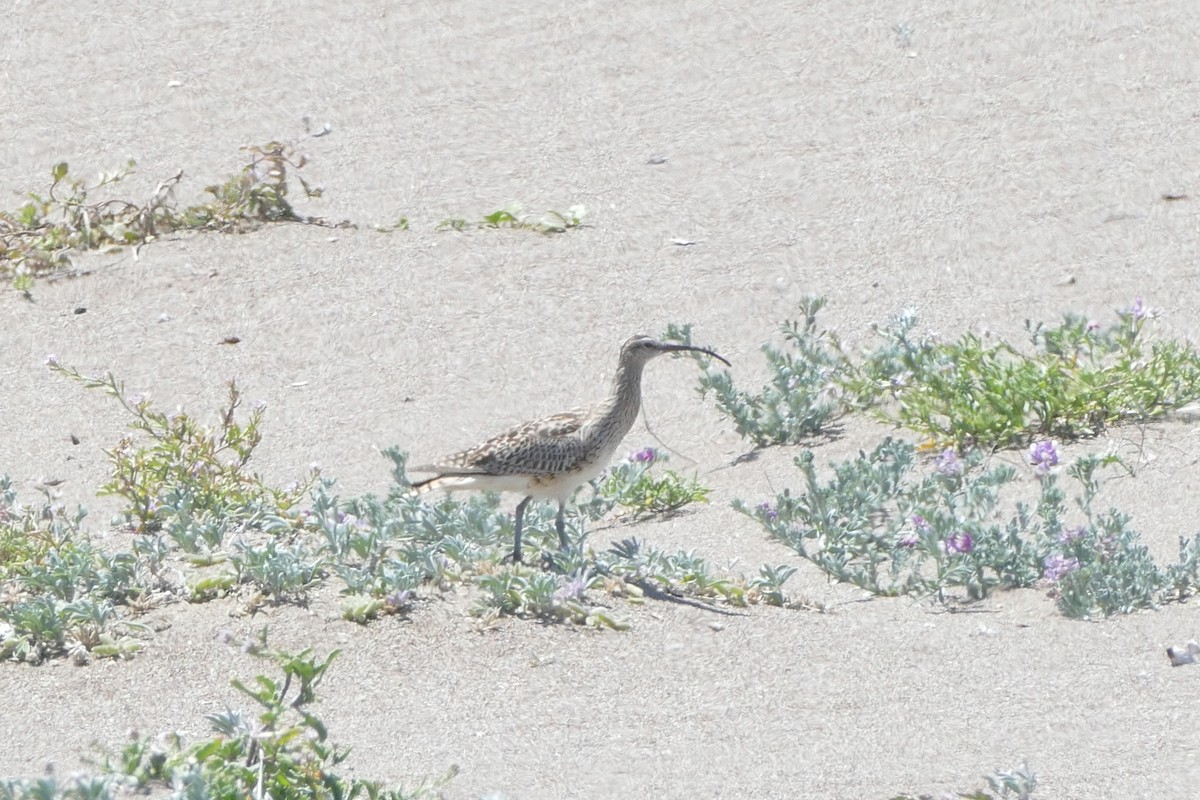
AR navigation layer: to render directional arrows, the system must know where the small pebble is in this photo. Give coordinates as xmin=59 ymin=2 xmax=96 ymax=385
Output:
xmin=1167 ymin=640 xmax=1200 ymax=667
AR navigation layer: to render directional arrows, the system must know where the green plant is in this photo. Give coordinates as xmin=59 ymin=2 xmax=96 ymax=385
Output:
xmin=0 ymin=594 xmax=142 ymax=665
xmin=742 ymin=439 xmax=1200 ymax=617
xmin=749 ymin=563 xmax=798 ymax=607
xmin=846 ymin=301 xmax=1200 ymax=448
xmin=437 ymin=204 xmax=587 ymax=234
xmin=472 ymin=565 xmax=628 ymax=629
xmin=0 ymin=478 xmax=85 ymax=578
xmin=92 ymin=645 xmax=452 ymax=800
xmin=50 ymin=361 xmax=313 ymax=536
xmin=1 ymin=143 xmax=344 ymax=290
xmin=0 ymin=493 xmax=150 ymax=663
xmin=302 ymin=448 xmax=764 ymax=628
xmin=578 ymin=447 xmax=711 ymax=520
xmin=665 ymin=295 xmax=847 ymax=446
xmin=181 ymin=141 xmax=328 ymax=230
xmin=228 ymin=538 xmax=324 ymax=604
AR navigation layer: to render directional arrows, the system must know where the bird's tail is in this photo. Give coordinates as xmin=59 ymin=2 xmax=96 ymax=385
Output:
xmin=408 ymin=474 xmax=438 ymax=494
xmin=407 ymin=471 xmax=487 ymax=495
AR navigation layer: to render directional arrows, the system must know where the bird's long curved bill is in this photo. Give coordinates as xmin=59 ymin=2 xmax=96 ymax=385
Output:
xmin=660 ymin=342 xmax=732 ymax=367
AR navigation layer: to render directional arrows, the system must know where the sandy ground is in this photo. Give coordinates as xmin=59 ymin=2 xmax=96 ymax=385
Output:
xmin=2 ymin=1 xmax=1199 ymax=797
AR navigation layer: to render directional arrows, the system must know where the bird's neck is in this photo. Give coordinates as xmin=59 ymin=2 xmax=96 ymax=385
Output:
xmin=594 ymin=359 xmax=645 ymax=436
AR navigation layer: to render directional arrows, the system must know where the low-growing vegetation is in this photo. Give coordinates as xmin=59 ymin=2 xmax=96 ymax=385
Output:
xmin=0 ymin=143 xmax=345 ymax=292
xmin=0 ymin=363 xmax=775 ymax=664
xmin=0 ymin=145 xmax=588 ymax=293
xmin=435 ymin=203 xmax=587 ymax=234
xmin=667 ymin=295 xmax=1200 ymax=451
xmin=0 ymin=641 xmax=453 ymax=800
xmin=741 ymin=438 xmax=1200 ymax=617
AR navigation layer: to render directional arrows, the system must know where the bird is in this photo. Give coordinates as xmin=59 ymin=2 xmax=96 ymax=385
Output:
xmin=409 ymin=334 xmax=731 ymax=563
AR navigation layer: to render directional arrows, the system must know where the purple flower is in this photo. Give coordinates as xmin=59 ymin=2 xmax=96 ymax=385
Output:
xmin=1059 ymin=525 xmax=1086 ymax=544
xmin=1130 ymin=296 xmax=1147 ymax=321
xmin=898 ymin=532 xmax=919 ymax=548
xmin=553 ymin=576 xmax=587 ymax=604
xmin=911 ymin=514 xmax=932 ymax=533
xmin=757 ymin=502 xmax=778 ymax=522
xmin=1044 ymin=553 xmax=1080 ymax=581
xmin=1028 ymin=440 xmax=1059 ymax=476
xmin=385 ymin=589 xmax=413 ymax=608
xmin=1085 ymin=320 xmax=1101 ymax=333
xmin=944 ymin=532 xmax=974 ymax=554
xmin=934 ymin=448 xmax=964 ymax=477
xmin=629 ymin=447 xmax=657 ymax=464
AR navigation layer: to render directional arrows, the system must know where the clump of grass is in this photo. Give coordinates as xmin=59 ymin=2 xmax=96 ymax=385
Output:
xmin=741 ymin=438 xmax=1200 ymax=617
xmin=0 ymin=142 xmax=343 ymax=291
xmin=664 ymin=295 xmax=848 ymax=447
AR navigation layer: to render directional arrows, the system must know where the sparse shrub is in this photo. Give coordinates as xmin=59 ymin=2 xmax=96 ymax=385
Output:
xmin=87 ymin=644 xmax=453 ymax=800
xmin=844 ymin=300 xmax=1200 ymax=448
xmin=1 ymin=142 xmax=342 ymax=291
xmin=49 ymin=360 xmax=314 ymax=537
xmin=671 ymin=297 xmax=1200 ymax=452
xmin=741 ymin=439 xmax=1200 ymax=617
xmin=665 ymin=296 xmax=847 ymax=446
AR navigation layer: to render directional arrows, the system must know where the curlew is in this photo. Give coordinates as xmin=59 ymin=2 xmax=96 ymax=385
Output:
xmin=409 ymin=335 xmax=731 ymax=563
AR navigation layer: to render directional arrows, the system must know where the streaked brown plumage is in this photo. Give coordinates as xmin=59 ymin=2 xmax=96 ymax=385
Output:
xmin=410 ymin=335 xmax=730 ymax=563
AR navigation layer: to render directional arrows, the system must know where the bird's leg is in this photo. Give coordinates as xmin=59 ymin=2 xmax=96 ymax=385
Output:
xmin=511 ymin=496 xmax=532 ymax=564
xmin=555 ymin=502 xmax=569 ymax=551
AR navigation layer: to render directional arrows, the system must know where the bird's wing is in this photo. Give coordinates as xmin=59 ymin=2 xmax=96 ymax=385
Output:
xmin=413 ymin=408 xmax=591 ymax=477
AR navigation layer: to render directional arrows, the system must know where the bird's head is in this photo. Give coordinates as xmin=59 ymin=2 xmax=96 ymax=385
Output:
xmin=619 ymin=334 xmax=731 ymax=367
